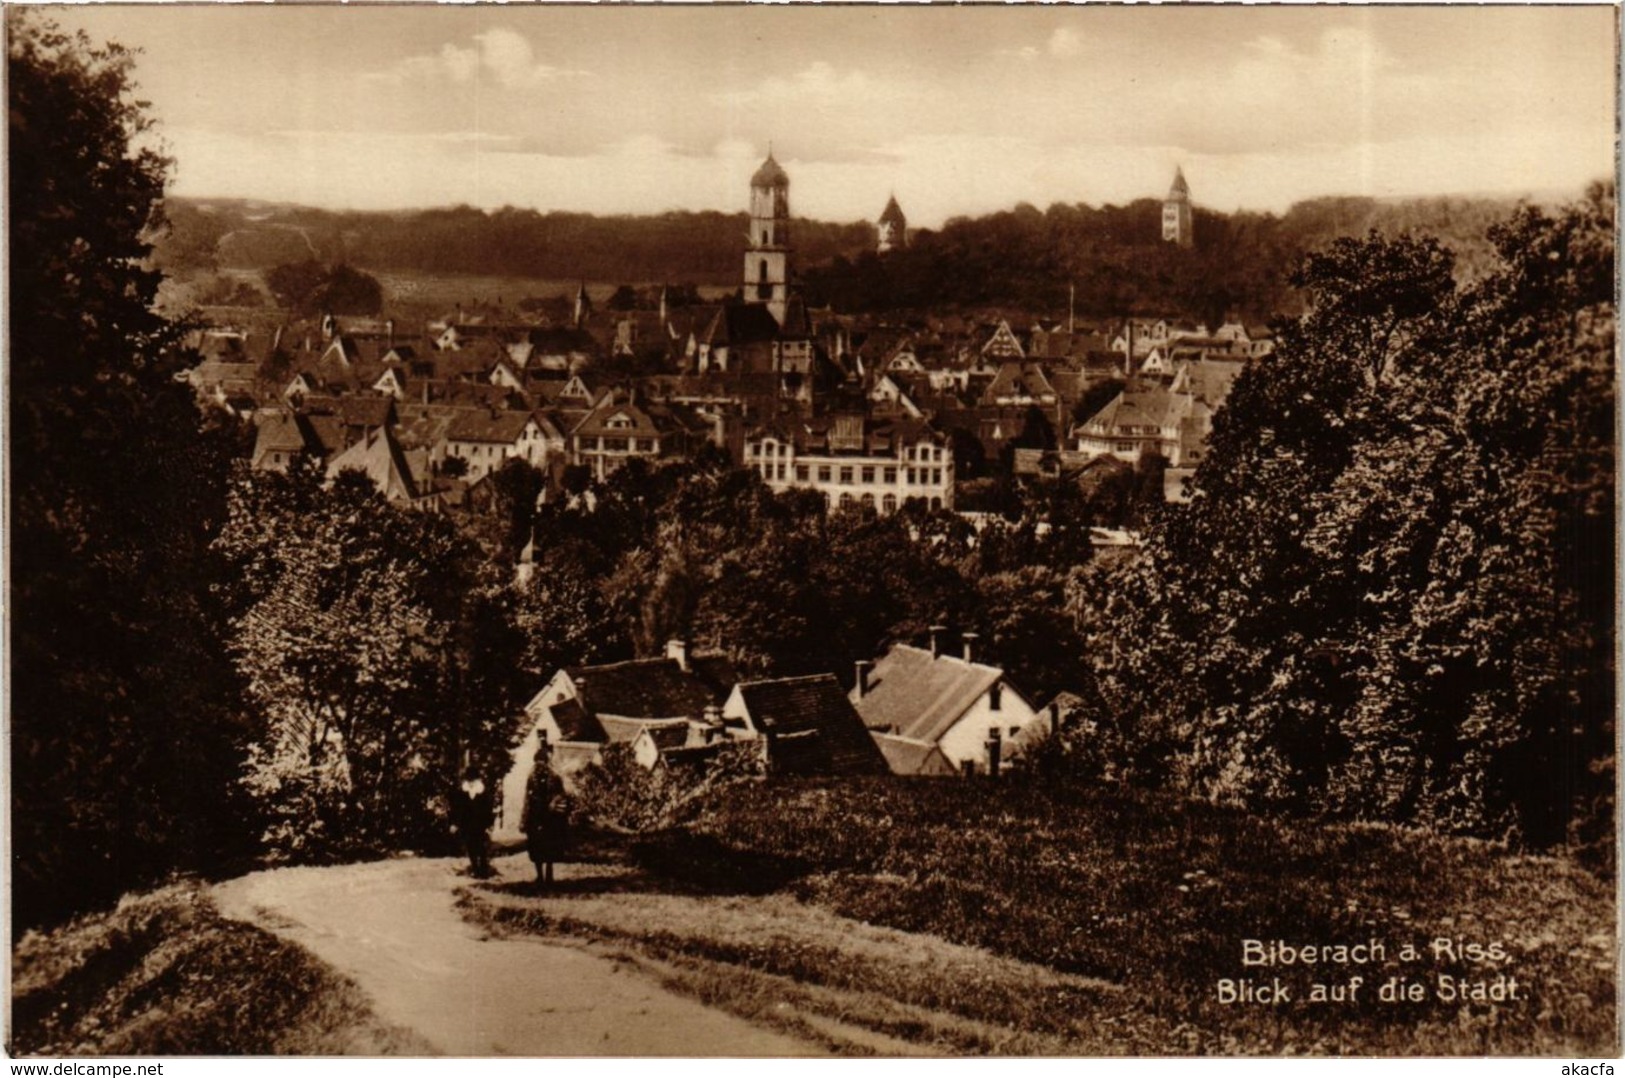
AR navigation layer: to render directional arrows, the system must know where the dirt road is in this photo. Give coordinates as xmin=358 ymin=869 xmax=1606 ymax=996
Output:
xmin=213 ymin=855 xmax=823 ymax=1056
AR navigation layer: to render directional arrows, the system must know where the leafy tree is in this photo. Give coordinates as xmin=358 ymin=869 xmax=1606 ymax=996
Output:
xmin=9 ymin=12 xmax=249 ymax=929
xmin=1086 ymin=200 xmax=1616 ymax=850
xmin=265 ymin=260 xmax=382 ymax=316
xmin=216 ymin=464 xmax=515 ymax=859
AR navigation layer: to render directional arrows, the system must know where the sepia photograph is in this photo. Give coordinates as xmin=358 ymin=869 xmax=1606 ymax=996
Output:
xmin=5 ymin=1 xmax=1619 ymax=1061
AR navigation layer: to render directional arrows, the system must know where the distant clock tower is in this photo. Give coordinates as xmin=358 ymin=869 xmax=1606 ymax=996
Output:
xmin=1162 ymin=166 xmax=1193 ymax=248
xmin=745 ymin=148 xmax=792 ymax=326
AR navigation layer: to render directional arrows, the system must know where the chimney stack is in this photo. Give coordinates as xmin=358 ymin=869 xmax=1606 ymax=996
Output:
xmin=928 ymin=625 xmax=947 ymax=658
xmin=854 ymin=660 xmax=873 ymax=698
xmin=1050 ymin=699 xmax=1062 ymax=736
xmin=962 ymin=631 xmax=979 ymax=664
xmin=665 ymin=638 xmax=690 ymax=673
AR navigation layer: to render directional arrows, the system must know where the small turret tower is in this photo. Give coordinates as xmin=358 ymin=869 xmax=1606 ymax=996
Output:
xmin=745 ymin=147 xmax=792 ymax=326
xmin=573 ymin=280 xmax=592 ymax=328
xmin=878 ymin=194 xmax=907 ymax=254
xmin=1162 ymin=166 xmax=1193 ymax=248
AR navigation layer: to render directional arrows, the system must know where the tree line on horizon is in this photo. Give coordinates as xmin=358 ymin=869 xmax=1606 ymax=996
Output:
xmin=161 ymin=188 xmax=1535 ymax=324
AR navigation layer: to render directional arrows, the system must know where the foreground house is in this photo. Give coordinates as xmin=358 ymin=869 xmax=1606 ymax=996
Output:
xmin=496 ymin=641 xmax=737 ymax=834
xmin=721 ymin=674 xmax=889 ymax=776
xmin=854 ymin=631 xmax=1043 ymax=776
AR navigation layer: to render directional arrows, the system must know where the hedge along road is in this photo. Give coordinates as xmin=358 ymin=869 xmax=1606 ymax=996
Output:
xmin=213 ymin=855 xmax=824 ymax=1057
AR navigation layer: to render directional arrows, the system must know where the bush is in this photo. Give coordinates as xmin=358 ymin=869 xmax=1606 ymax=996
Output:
xmin=571 ymin=740 xmax=764 ymax=833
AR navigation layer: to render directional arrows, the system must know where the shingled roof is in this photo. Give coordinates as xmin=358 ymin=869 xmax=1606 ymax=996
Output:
xmin=546 ymin=697 xmax=607 ymax=744
xmin=733 ymin=674 xmax=889 ymax=777
xmin=853 ymin=644 xmax=1005 ymax=745
xmin=446 ymin=408 xmax=535 ymax=445
xmin=566 ymin=656 xmax=737 ymax=722
xmin=872 ymin=732 xmax=956 ymax=776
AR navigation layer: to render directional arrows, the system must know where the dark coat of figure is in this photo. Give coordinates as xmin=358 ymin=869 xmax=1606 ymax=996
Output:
xmin=521 ymin=755 xmax=570 ymax=890
xmin=454 ymin=770 xmax=494 ymax=878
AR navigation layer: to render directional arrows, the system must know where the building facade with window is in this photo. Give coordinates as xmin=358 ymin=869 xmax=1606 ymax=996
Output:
xmin=743 ymin=413 xmax=954 ymax=513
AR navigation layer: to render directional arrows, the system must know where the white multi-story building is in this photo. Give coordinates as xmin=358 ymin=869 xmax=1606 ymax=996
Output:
xmin=743 ymin=413 xmax=954 ymax=514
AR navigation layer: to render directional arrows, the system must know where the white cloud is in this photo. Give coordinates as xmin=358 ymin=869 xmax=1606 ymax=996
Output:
xmin=362 ymin=28 xmax=587 ymax=89
xmin=713 ymin=62 xmax=902 ymax=108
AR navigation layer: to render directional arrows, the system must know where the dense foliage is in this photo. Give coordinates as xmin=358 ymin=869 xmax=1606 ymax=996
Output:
xmin=8 ymin=12 xmax=251 ymax=932
xmin=1084 ymin=190 xmax=1616 ymax=852
xmin=158 ymin=192 xmax=1528 ymax=325
xmin=798 ymin=195 xmax=1523 ymax=323
xmin=529 ymin=457 xmax=1097 ymax=701
xmin=165 ymin=200 xmax=875 ymax=287
xmin=215 ymin=459 xmax=522 ymax=860
xmin=265 ymin=260 xmax=384 ymax=316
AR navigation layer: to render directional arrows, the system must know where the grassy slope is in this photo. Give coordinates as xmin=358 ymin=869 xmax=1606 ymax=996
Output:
xmin=482 ymin=778 xmax=1614 ymax=1056
xmin=9 ymin=881 xmax=430 ymax=1056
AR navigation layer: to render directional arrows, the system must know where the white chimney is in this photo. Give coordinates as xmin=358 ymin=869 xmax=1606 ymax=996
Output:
xmin=666 ymin=638 xmax=690 ymax=673
xmin=928 ymin=625 xmax=947 ymax=659
xmin=962 ymin=631 xmax=979 ymax=663
xmin=855 ymin=660 xmax=873 ymax=698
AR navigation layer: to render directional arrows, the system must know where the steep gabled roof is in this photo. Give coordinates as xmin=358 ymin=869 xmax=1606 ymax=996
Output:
xmin=879 ymin=195 xmax=906 ymax=227
xmin=853 ymin=644 xmax=1005 ymax=746
xmin=735 ymin=674 xmax=888 ymax=776
xmin=983 ymin=361 xmax=1057 ymax=403
xmin=324 ymin=426 xmax=420 ymax=503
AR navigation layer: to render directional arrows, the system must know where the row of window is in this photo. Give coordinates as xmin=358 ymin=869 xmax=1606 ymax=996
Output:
xmin=748 ymin=443 xmax=947 ymax=463
xmin=578 ymin=436 xmax=657 ymax=453
xmin=756 ymin=461 xmax=947 ymax=488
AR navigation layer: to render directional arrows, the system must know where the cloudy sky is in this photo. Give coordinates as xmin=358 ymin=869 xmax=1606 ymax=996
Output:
xmin=53 ymin=5 xmax=1619 ymax=227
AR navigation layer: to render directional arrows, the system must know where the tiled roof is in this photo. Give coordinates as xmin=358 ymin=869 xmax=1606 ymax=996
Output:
xmin=703 ymin=303 xmax=783 ymax=348
xmin=251 ymin=409 xmax=312 ymax=457
xmin=547 ymin=697 xmax=606 ymax=744
xmin=853 ymin=644 xmax=1004 ymax=746
xmin=324 ymin=426 xmax=420 ymax=503
xmin=447 ymin=408 xmax=534 ymax=444
xmin=598 ymin=715 xmax=690 ymax=744
xmin=984 ymin=361 xmax=1057 ymax=402
xmin=872 ymin=732 xmax=957 ymax=776
xmin=736 ymin=674 xmax=889 ymax=776
xmin=566 ymin=656 xmax=735 ymax=722
xmin=300 ymin=394 xmax=394 ymax=431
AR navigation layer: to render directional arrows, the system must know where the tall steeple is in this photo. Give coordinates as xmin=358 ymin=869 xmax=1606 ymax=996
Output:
xmin=878 ymin=193 xmax=907 ymax=254
xmin=1162 ymin=166 xmax=1193 ymax=248
xmin=745 ymin=147 xmax=792 ymax=326
xmin=573 ymin=280 xmax=592 ymax=328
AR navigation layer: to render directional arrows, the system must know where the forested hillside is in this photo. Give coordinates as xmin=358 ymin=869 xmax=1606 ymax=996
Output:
xmin=160 ymin=191 xmax=1543 ymax=321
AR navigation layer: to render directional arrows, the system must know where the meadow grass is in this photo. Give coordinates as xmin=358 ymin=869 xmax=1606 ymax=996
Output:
xmin=614 ymin=777 xmax=1616 ymax=1055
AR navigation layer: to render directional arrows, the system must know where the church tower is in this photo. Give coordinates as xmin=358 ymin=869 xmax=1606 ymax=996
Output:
xmin=745 ymin=148 xmax=792 ymax=326
xmin=1162 ymin=166 xmax=1193 ymax=248
xmin=877 ymin=194 xmax=907 ymax=254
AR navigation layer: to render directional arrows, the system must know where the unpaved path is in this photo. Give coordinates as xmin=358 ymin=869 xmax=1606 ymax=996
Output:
xmin=213 ymin=855 xmax=823 ymax=1056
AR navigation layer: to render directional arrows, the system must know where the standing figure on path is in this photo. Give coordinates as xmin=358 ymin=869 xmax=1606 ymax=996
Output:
xmin=454 ymin=765 xmax=494 ymax=878
xmin=521 ymin=745 xmax=569 ymax=891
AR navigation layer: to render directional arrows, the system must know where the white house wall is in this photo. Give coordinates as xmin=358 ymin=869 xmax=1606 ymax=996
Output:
xmin=935 ymin=684 xmax=1042 ymax=773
